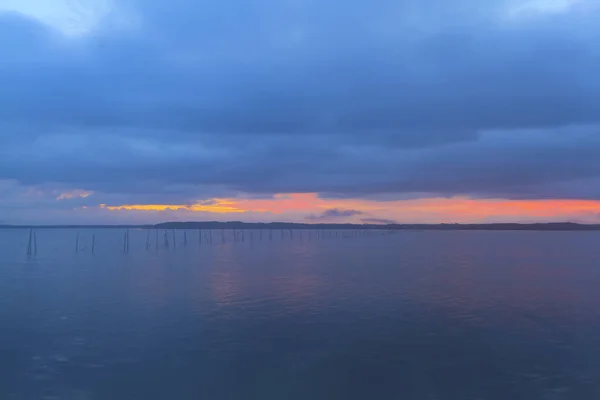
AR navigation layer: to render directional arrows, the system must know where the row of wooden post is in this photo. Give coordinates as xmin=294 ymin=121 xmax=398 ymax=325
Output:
xmin=27 ymin=228 xmax=385 ymax=256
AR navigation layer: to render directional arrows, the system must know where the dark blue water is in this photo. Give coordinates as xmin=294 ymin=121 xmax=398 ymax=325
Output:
xmin=1 ymin=229 xmax=600 ymax=399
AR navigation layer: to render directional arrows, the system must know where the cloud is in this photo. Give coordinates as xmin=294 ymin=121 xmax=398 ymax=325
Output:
xmin=1 ymin=0 xmax=600 ymax=224
xmin=307 ymin=208 xmax=365 ymax=221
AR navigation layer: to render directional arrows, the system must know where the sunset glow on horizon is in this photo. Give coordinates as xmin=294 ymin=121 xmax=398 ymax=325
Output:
xmin=94 ymin=194 xmax=600 ymax=224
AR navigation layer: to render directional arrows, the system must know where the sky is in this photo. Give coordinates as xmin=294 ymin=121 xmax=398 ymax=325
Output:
xmin=1 ymin=0 xmax=599 ymax=225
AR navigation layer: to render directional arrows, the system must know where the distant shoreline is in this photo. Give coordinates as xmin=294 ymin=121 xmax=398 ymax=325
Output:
xmin=1 ymin=222 xmax=600 ymax=231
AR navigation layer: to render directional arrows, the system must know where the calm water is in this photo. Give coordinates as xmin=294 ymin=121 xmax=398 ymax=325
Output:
xmin=1 ymin=229 xmax=600 ymax=399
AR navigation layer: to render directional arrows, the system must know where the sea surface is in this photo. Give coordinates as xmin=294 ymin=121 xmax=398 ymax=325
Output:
xmin=1 ymin=228 xmax=600 ymax=400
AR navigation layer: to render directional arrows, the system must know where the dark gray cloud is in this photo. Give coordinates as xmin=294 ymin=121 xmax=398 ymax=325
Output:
xmin=1 ymin=0 xmax=600 ymax=206
xmin=307 ymin=209 xmax=365 ymax=221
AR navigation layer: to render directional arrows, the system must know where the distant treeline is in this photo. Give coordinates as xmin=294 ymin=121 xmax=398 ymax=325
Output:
xmin=3 ymin=222 xmax=600 ymax=231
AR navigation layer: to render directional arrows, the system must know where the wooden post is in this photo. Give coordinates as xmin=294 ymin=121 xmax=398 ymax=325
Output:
xmin=27 ymin=228 xmax=32 ymax=256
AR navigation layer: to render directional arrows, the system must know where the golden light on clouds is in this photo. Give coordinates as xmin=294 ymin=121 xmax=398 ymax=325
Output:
xmin=100 ymin=199 xmax=246 ymax=214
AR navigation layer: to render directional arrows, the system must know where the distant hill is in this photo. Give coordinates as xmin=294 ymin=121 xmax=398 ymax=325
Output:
xmin=156 ymin=222 xmax=600 ymax=231
xmin=3 ymin=222 xmax=599 ymax=231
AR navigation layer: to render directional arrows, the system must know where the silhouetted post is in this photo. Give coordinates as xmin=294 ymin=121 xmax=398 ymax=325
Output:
xmin=33 ymin=231 xmax=37 ymax=255
xmin=164 ymin=230 xmax=169 ymax=248
xmin=146 ymin=230 xmax=151 ymax=250
xmin=184 ymin=230 xmax=188 ymax=247
xmin=26 ymin=228 xmax=32 ymax=256
xmin=209 ymin=229 xmax=213 ymax=243
xmin=269 ymin=229 xmax=273 ymax=241
xmin=92 ymin=234 xmax=96 ymax=254
xmin=290 ymin=229 xmax=293 ymax=240
xmin=172 ymin=229 xmax=176 ymax=249
xmin=242 ymin=229 xmax=245 ymax=242
xmin=155 ymin=229 xmax=159 ymax=250
xmin=76 ymin=232 xmax=80 ymax=253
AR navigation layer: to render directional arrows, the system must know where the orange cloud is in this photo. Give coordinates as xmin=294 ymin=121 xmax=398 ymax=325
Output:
xmin=100 ymin=199 xmax=246 ymax=214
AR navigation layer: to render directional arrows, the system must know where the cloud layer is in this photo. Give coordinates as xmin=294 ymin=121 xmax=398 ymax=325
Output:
xmin=1 ymin=0 xmax=600 ymax=223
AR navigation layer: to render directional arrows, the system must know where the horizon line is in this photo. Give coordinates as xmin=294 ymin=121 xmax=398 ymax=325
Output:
xmin=1 ymin=221 xmax=600 ymax=231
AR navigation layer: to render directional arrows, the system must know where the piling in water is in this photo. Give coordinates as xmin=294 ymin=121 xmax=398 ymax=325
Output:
xmin=172 ymin=229 xmax=176 ymax=249
xmin=123 ymin=230 xmax=127 ymax=252
xmin=26 ymin=228 xmax=32 ymax=256
xmin=76 ymin=232 xmax=80 ymax=253
xmin=33 ymin=231 xmax=37 ymax=255
xmin=146 ymin=230 xmax=151 ymax=250
xmin=92 ymin=234 xmax=96 ymax=254
xmin=184 ymin=230 xmax=188 ymax=247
